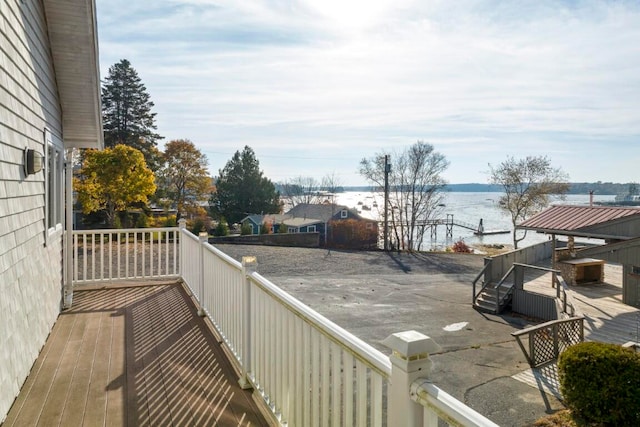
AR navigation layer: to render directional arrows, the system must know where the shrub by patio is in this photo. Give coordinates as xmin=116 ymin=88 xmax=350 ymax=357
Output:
xmin=558 ymin=341 xmax=640 ymax=426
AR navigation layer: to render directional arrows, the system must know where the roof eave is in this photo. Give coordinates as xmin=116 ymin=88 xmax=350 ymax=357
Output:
xmin=44 ymin=0 xmax=104 ymax=150
xmin=516 ymin=226 xmax=631 ymax=241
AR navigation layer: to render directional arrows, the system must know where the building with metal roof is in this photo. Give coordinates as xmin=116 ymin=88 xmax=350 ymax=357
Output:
xmin=517 ymin=205 xmax=640 ymax=307
xmin=518 ymin=205 xmax=640 ymax=241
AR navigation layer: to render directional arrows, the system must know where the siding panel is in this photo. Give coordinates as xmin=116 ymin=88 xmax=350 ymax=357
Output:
xmin=0 ymin=0 xmax=65 ymax=422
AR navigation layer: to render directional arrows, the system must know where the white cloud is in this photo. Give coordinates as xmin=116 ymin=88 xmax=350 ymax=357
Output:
xmin=97 ymin=0 xmax=640 ymax=184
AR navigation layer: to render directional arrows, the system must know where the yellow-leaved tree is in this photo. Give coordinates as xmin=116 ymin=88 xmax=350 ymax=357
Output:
xmin=75 ymin=145 xmax=156 ymax=228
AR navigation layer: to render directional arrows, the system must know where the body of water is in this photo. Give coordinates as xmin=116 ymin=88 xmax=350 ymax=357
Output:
xmin=334 ymin=191 xmax=616 ymax=251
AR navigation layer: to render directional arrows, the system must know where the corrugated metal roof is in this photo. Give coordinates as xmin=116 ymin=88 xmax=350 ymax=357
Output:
xmin=518 ymin=205 xmax=640 ymax=233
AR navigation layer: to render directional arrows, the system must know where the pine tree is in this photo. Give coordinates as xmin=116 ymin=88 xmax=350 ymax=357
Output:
xmin=211 ymin=146 xmax=281 ymax=224
xmin=101 ymin=59 xmax=162 ymax=168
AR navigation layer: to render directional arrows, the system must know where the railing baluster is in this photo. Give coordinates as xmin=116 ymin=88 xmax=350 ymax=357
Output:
xmin=99 ymin=232 xmax=104 ymax=281
xmin=311 ymin=329 xmax=320 ymax=427
xmin=296 ymin=317 xmax=307 ymax=426
xmin=302 ymin=322 xmax=311 ymax=427
xmin=343 ymin=353 xmax=354 ymax=426
xmin=116 ymin=231 xmax=121 ymax=279
xmin=91 ymin=232 xmax=95 ymax=281
xmin=321 ymin=337 xmax=330 ymax=425
xmin=356 ymin=361 xmax=367 ymax=427
xmin=331 ymin=342 xmax=341 ymax=427
xmin=73 ymin=233 xmax=78 ymax=282
xmin=372 ymin=373 xmax=383 ymax=427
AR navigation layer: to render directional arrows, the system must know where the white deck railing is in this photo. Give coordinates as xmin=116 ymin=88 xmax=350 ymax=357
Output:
xmin=72 ymin=224 xmax=498 ymax=426
xmin=72 ymin=228 xmax=180 ymax=284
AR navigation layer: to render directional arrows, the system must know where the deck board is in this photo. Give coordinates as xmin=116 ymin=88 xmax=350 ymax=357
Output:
xmin=4 ymin=283 xmax=269 ymax=427
xmin=523 ymin=263 xmax=639 ymax=345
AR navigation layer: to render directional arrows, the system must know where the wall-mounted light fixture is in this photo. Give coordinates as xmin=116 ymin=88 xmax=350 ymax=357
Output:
xmin=24 ymin=148 xmax=44 ymax=175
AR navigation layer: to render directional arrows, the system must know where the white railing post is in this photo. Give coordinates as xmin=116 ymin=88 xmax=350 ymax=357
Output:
xmin=197 ymin=231 xmax=208 ymax=317
xmin=382 ymin=330 xmax=441 ymax=426
xmin=178 ymin=219 xmax=187 ymax=277
xmin=239 ymin=256 xmax=257 ymax=390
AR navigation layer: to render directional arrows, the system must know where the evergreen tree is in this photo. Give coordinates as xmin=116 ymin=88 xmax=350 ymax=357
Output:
xmin=101 ymin=59 xmax=162 ymax=168
xmin=211 ymin=146 xmax=281 ymax=224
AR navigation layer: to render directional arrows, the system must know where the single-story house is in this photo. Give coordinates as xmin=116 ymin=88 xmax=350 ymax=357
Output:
xmin=242 ymin=204 xmax=378 ymax=248
xmin=0 ymin=0 xmax=103 ymax=421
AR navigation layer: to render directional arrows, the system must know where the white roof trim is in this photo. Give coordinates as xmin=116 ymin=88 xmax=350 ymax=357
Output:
xmin=43 ymin=0 xmax=103 ymax=149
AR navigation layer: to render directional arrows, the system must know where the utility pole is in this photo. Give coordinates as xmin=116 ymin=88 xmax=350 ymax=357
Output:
xmin=384 ymin=155 xmax=391 ymax=251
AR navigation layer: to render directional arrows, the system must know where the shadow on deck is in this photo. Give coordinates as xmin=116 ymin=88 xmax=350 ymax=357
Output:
xmin=4 ymin=283 xmax=269 ymax=426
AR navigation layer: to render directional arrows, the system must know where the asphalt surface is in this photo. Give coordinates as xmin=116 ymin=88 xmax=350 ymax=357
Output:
xmin=216 ymin=244 xmax=565 ymax=426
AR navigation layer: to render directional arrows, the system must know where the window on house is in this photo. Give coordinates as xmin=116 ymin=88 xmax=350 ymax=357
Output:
xmin=366 ymin=223 xmax=373 ymax=229
xmin=288 ymin=227 xmax=298 ymax=233
xmin=632 ymin=266 xmax=640 ymax=275
xmin=308 ymin=225 xmax=316 ymax=233
xmin=340 ymin=210 xmax=347 ymax=218
xmin=45 ymin=129 xmax=64 ymax=242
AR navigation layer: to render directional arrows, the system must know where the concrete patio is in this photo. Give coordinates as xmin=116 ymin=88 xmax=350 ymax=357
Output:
xmin=3 ymin=283 xmax=268 ymax=427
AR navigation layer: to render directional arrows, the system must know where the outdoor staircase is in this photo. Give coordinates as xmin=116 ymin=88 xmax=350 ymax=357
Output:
xmin=473 ymin=281 xmax=514 ymax=314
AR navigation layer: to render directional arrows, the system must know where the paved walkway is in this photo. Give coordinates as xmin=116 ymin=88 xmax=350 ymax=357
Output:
xmin=3 ymin=283 xmax=268 ymax=427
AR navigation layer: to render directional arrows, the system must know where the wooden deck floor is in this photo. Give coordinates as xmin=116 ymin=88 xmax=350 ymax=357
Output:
xmin=524 ymin=263 xmax=640 ymax=345
xmin=513 ymin=263 xmax=640 ymax=398
xmin=3 ymin=283 xmax=269 ymax=427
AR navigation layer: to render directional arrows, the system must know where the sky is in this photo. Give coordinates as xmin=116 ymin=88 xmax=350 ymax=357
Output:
xmin=96 ymin=0 xmax=640 ymax=186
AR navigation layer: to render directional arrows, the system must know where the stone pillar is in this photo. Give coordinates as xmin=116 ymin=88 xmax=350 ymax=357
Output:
xmin=567 ymin=236 xmax=575 ymax=258
xmin=382 ymin=330 xmax=442 ymax=426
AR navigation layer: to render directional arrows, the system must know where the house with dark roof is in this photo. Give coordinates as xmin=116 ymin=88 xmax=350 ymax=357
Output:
xmin=241 ymin=203 xmax=378 ymax=248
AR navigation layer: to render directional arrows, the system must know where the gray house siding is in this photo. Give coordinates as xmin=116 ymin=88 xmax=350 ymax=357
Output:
xmin=1 ymin=0 xmax=66 ymax=421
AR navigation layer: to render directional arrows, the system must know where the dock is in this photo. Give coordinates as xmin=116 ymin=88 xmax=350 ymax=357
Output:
xmin=382 ymin=215 xmax=510 ymax=238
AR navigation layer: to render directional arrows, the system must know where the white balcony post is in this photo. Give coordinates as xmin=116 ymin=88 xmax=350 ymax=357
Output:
xmin=178 ymin=219 xmax=187 ymax=277
xmin=382 ymin=330 xmax=442 ymax=426
xmin=239 ymin=256 xmax=257 ymax=390
xmin=197 ymin=231 xmax=208 ymax=317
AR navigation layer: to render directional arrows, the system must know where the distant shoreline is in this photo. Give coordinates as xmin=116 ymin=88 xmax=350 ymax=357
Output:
xmin=339 ymin=182 xmax=624 ymax=195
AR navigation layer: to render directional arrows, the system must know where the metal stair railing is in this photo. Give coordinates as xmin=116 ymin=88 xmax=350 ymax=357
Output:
xmin=494 ymin=265 xmax=516 ymax=313
xmin=472 ymin=259 xmax=493 ymax=305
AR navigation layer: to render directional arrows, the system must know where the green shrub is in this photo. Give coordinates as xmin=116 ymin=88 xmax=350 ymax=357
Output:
xmin=136 ymin=213 xmax=148 ymax=228
xmin=163 ymin=215 xmax=177 ymax=227
xmin=114 ymin=214 xmax=122 ymax=229
xmin=213 ymin=221 xmax=229 ymax=237
xmin=260 ymin=222 xmax=270 ymax=235
xmin=558 ymin=341 xmax=640 ymax=426
xmin=189 ymin=217 xmax=206 ymax=234
xmin=240 ymin=222 xmax=252 ymax=235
